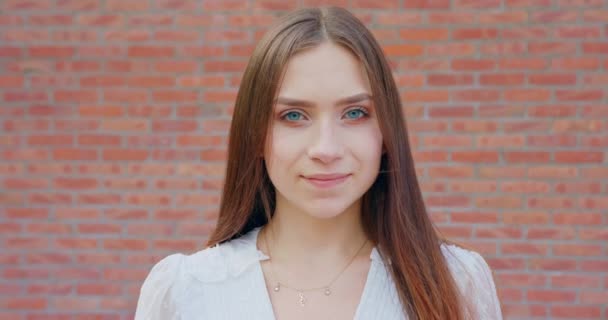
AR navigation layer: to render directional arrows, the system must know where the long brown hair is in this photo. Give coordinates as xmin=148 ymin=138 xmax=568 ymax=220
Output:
xmin=206 ymin=7 xmax=472 ymax=320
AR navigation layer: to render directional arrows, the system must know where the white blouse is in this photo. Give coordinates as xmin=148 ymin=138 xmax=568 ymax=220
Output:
xmin=134 ymin=227 xmax=502 ymax=320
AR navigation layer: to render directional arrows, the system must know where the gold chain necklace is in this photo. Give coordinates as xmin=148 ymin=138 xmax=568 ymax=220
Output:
xmin=262 ymin=227 xmax=368 ymax=307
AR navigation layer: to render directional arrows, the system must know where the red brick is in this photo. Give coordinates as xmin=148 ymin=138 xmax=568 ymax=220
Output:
xmin=475 ymin=134 xmax=525 ymax=148
xmin=551 ymin=274 xmax=602 ymax=288
xmin=453 ymin=28 xmax=499 ymax=40
xmin=529 ymin=42 xmax=577 ymax=55
xmin=156 ymin=61 xmax=198 ymax=73
xmin=5 ymin=297 xmax=47 ymax=310
xmin=155 ymin=0 xmax=198 ymax=10
xmin=451 ymin=211 xmax=498 ymax=223
xmin=480 ymin=11 xmax=528 ymax=23
xmin=54 ymin=90 xmax=98 ymax=103
xmin=552 ymin=57 xmax=600 ymax=70
xmin=552 ymin=120 xmax=603 ymax=132
xmin=553 ymin=244 xmax=602 ymax=256
xmin=4 ymin=178 xmax=49 ymax=189
xmin=480 ymin=73 xmax=525 ymax=85
xmin=26 ymin=223 xmax=71 ymax=234
xmin=583 ymin=42 xmax=608 ymax=53
xmin=580 ymin=260 xmax=608 ymax=272
xmin=383 ymin=44 xmax=424 ymax=56
xmin=583 ymin=9 xmax=608 ymax=21
xmin=55 ymin=208 xmax=100 ymax=220
xmin=528 ymin=290 xmax=576 ymax=302
xmin=454 ymin=89 xmax=501 ymax=102
xmin=502 ymin=243 xmax=548 ymax=255
xmin=5 ymin=208 xmax=48 ymax=219
xmin=77 ymin=193 xmax=121 ymax=205
xmin=78 ymin=134 xmax=122 ymax=146
xmin=555 ymin=151 xmax=604 ymax=163
xmin=53 ymin=149 xmax=97 ymax=161
xmin=500 ymin=57 xmax=547 ymax=70
xmin=4 ymin=0 xmax=52 ymax=10
xmin=551 ymin=306 xmax=602 ymax=318
xmin=480 ymin=41 xmax=527 ymax=56
xmin=55 ymin=60 xmax=100 ymax=72
xmin=2 ymin=29 xmax=51 ymax=43
xmin=485 ymin=257 xmax=526 ymax=270
xmin=555 ymin=182 xmax=602 ymax=194
xmin=77 ymin=14 xmax=123 ymax=26
xmin=529 ymin=259 xmax=578 ymax=271
xmin=103 ymin=239 xmax=148 ymax=251
xmin=54 ymin=119 xmax=101 ymax=131
xmin=53 ymin=296 xmax=99 ymax=310
xmin=527 ymin=227 xmax=576 ymax=240
xmin=528 ymin=197 xmax=575 ymax=209
xmin=476 ymin=226 xmax=523 ymax=238
xmin=6 ymin=238 xmax=49 ymax=250
xmin=4 ymin=91 xmax=48 ymax=102
xmin=527 ymin=166 xmax=578 ymax=179
xmin=106 ymin=0 xmax=150 ymax=10
xmin=27 ymin=283 xmax=72 ymax=295
xmin=452 ymin=151 xmax=499 ymax=162
xmin=528 ymin=105 xmax=578 ymax=117
xmin=128 ymin=46 xmax=174 ymax=57
xmin=127 ymin=223 xmax=173 ymax=236
xmin=505 ymin=89 xmax=551 ymax=101
xmin=0 ymin=46 xmax=22 ymax=58
xmin=434 ymin=45 xmax=476 ymax=58
xmin=100 ymin=120 xmax=148 ymax=132
xmin=53 ymin=178 xmax=98 ymax=190
xmin=503 ymin=211 xmax=550 ymax=224
xmin=77 ymin=224 xmax=122 ymax=234
xmin=77 ymin=283 xmax=122 ymax=296
xmin=129 ymin=15 xmax=174 ymax=26
xmin=479 ymin=167 xmax=526 ymax=179
xmin=405 ymin=0 xmax=450 ymax=8
xmin=580 ymin=291 xmax=608 ymax=304
xmin=102 ymin=149 xmax=148 ymax=161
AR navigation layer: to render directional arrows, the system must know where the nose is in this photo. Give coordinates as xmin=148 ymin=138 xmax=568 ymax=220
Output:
xmin=306 ymin=120 xmax=344 ymax=164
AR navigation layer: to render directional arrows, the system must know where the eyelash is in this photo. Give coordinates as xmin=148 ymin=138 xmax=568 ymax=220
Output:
xmin=279 ymin=107 xmax=370 ymax=122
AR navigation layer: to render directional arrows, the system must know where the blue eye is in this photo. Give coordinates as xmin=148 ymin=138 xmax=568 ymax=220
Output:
xmin=282 ymin=111 xmax=304 ymax=121
xmin=344 ymin=108 xmax=368 ymax=120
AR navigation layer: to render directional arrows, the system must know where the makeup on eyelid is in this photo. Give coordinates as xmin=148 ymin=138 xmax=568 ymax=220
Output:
xmin=276 ymin=106 xmax=371 ymax=122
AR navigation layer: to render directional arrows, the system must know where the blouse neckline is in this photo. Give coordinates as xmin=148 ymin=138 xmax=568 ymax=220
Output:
xmin=243 ymin=226 xmax=379 ymax=320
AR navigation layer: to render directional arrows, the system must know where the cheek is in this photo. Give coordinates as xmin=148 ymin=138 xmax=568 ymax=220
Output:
xmin=264 ymin=127 xmax=301 ymax=172
xmin=350 ymin=126 xmax=383 ymax=158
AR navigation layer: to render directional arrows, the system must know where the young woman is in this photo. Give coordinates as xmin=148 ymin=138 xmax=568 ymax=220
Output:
xmin=135 ymin=7 xmax=502 ymax=320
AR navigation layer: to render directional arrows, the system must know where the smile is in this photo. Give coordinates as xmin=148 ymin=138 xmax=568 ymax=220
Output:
xmin=302 ymin=173 xmax=351 ymax=188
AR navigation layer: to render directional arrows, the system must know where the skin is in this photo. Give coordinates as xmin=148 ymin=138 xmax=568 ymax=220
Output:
xmin=258 ymin=41 xmax=384 ymax=318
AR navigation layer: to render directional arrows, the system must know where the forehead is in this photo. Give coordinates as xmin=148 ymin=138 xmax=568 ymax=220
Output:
xmin=276 ymin=42 xmax=372 ymax=103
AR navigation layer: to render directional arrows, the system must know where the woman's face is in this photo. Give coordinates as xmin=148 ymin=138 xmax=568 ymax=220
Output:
xmin=264 ymin=42 xmax=384 ymax=220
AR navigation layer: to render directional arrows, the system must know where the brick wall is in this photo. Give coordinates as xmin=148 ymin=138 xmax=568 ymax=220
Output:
xmin=1 ymin=0 xmax=606 ymax=319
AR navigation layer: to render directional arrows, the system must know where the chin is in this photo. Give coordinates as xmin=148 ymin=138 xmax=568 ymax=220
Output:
xmin=299 ymin=201 xmax=353 ymax=220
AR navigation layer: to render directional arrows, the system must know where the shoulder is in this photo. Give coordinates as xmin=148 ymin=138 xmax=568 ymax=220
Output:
xmin=440 ymin=242 xmax=495 ymax=293
xmin=138 ymin=227 xmax=264 ymax=290
xmin=440 ymin=243 xmax=492 ymax=279
xmin=440 ymin=243 xmax=503 ymax=319
xmin=134 ymin=246 xmax=228 ymax=320
xmin=151 ymin=244 xmax=230 ymax=285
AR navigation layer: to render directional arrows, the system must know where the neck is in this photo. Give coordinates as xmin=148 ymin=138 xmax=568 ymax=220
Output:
xmin=259 ymin=198 xmax=370 ymax=267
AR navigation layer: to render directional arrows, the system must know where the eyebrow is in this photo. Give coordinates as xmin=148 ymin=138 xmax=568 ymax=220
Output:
xmin=274 ymin=93 xmax=373 ymax=108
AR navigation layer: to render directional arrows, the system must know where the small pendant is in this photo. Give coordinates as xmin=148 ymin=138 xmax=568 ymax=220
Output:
xmin=298 ymin=292 xmax=306 ymax=306
xmin=273 ymin=283 xmax=280 ymax=292
xmin=324 ymin=287 xmax=331 ymax=296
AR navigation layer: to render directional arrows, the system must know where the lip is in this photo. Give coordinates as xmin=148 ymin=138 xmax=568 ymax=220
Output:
xmin=303 ymin=173 xmax=351 ymax=188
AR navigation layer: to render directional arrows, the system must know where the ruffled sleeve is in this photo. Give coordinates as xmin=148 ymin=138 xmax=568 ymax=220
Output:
xmin=134 ymin=253 xmax=186 ymax=320
xmin=442 ymin=244 xmax=503 ymax=319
